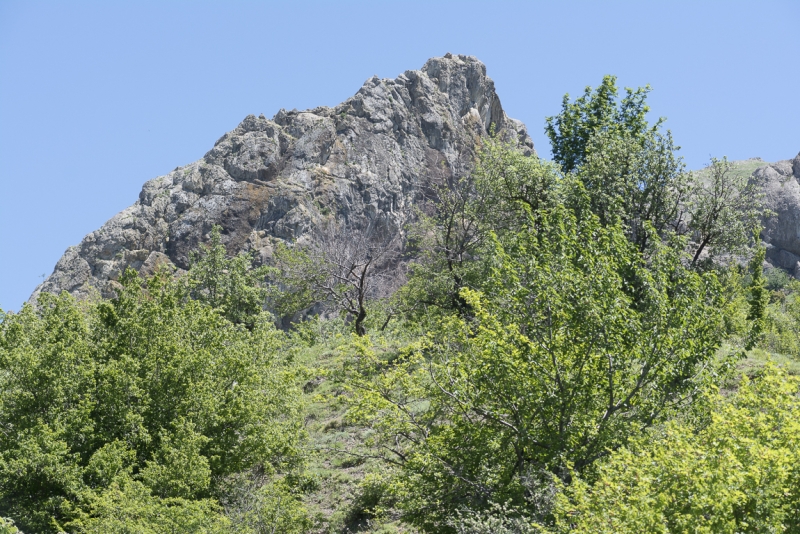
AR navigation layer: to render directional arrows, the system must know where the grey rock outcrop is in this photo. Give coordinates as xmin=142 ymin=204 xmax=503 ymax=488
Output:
xmin=758 ymin=152 xmax=800 ymax=275
xmin=32 ymin=54 xmax=534 ymax=302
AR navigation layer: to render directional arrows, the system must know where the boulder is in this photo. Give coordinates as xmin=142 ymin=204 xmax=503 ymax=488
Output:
xmin=758 ymin=152 xmax=800 ymax=275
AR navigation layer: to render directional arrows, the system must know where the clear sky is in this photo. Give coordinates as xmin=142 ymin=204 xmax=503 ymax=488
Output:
xmin=1 ymin=0 xmax=798 ymax=311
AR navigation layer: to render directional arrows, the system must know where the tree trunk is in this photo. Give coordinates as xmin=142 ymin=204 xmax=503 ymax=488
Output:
xmin=355 ymin=306 xmax=367 ymax=336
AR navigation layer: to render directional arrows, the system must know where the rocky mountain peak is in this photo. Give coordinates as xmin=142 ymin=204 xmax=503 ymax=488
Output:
xmin=33 ymin=54 xmax=533 ymax=302
xmin=421 ymin=53 xmax=504 ymax=131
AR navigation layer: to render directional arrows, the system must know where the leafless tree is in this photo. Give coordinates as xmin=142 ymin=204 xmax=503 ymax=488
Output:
xmin=274 ymin=217 xmax=405 ymax=335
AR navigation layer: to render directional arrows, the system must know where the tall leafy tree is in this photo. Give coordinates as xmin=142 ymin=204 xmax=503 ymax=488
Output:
xmin=545 ymin=75 xmax=655 ymax=175
xmin=688 ymin=157 xmax=766 ymax=266
xmin=348 ymin=148 xmax=730 ymax=530
xmin=746 ymin=242 xmax=769 ymax=350
xmin=571 ymin=127 xmax=691 ymax=252
xmin=546 ymin=76 xmax=765 ymax=262
xmin=402 ymin=138 xmax=562 ymax=317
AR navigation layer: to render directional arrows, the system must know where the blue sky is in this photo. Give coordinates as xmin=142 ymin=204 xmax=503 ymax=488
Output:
xmin=1 ymin=0 xmax=798 ymax=311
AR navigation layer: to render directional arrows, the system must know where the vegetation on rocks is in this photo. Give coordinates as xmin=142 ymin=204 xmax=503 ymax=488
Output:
xmin=3 ymin=73 xmax=798 ymax=533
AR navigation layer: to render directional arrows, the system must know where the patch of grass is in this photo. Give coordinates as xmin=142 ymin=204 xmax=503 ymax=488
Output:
xmin=740 ymin=347 xmax=800 ymax=376
xmin=288 ymin=317 xmax=416 ymax=533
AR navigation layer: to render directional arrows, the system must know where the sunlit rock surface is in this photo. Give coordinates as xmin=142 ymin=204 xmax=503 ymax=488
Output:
xmin=32 ymin=54 xmax=534 ymax=301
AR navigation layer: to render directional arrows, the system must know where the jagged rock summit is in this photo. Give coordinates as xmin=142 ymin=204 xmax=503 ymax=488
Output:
xmin=33 ymin=54 xmax=534 ymax=302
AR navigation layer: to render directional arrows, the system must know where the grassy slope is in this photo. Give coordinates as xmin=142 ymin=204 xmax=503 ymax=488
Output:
xmin=740 ymin=348 xmax=800 ymax=376
xmin=293 ymin=321 xmax=416 ymax=534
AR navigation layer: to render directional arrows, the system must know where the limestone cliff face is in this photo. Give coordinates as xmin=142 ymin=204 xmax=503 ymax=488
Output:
xmin=757 ymin=152 xmax=800 ymax=274
xmin=32 ymin=54 xmax=534 ymax=301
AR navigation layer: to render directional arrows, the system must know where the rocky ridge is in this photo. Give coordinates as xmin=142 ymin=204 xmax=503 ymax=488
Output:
xmin=33 ymin=54 xmax=534 ymax=302
xmin=757 ymin=152 xmax=800 ymax=274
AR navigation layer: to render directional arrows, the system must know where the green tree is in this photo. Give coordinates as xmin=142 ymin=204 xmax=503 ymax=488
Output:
xmin=0 ymin=270 xmax=305 ymax=533
xmin=545 ymin=75 xmax=655 ymax=175
xmin=546 ymin=76 xmax=766 ymax=262
xmin=218 ymin=475 xmax=312 ymax=534
xmin=83 ymin=476 xmax=231 ymax=534
xmin=188 ymin=225 xmax=270 ymax=329
xmin=746 ymin=242 xmax=769 ymax=350
xmin=349 ymin=188 xmax=728 ymax=531
xmin=547 ymin=76 xmax=692 ymax=253
xmin=545 ymin=76 xmax=692 ymax=255
xmin=402 ymin=138 xmax=562 ymax=317
xmin=688 ymin=157 xmax=766 ymax=266
xmin=571 ymin=127 xmax=691 ymax=252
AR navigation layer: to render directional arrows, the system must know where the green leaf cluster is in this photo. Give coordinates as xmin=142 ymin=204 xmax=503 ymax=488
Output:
xmin=545 ymin=75 xmax=654 ymax=175
xmin=556 ymin=363 xmax=800 ymax=533
xmin=746 ymin=243 xmax=769 ymax=349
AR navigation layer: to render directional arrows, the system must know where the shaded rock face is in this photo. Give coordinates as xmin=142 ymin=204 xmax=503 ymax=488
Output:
xmin=33 ymin=54 xmax=534 ymax=302
xmin=758 ymin=152 xmax=800 ymax=275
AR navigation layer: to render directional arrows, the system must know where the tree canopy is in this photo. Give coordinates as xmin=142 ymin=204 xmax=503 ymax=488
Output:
xmin=547 ymin=76 xmax=765 ymax=263
xmin=0 ymin=267 xmax=305 ymax=533
xmin=347 ymin=141 xmax=732 ymax=530
xmin=545 ymin=75 xmax=655 ymax=175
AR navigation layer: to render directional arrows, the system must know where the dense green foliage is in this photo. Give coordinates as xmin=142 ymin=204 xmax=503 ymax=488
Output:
xmin=0 ymin=75 xmax=794 ymax=533
xmin=188 ymin=225 xmax=271 ymax=329
xmin=746 ymin=242 xmax=769 ymax=349
xmin=0 ymin=518 xmax=20 ymax=534
xmin=545 ymin=75 xmax=655 ymax=175
xmin=547 ymin=77 xmax=764 ymax=265
xmin=0 ymin=268 xmax=305 ymax=532
xmin=556 ymin=364 xmax=800 ymax=533
xmin=402 ymin=141 xmax=562 ymax=315
xmin=687 ymin=157 xmax=766 ymax=266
